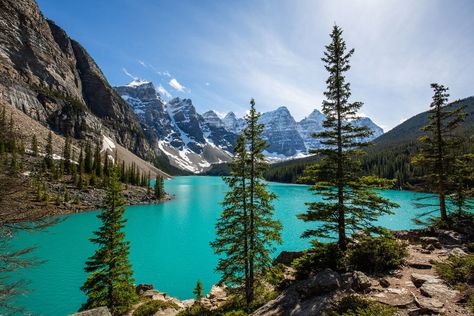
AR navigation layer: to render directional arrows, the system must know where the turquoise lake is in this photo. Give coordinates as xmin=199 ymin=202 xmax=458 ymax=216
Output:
xmin=10 ymin=176 xmax=436 ymax=315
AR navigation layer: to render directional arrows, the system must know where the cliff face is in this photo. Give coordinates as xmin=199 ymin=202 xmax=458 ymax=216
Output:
xmin=0 ymin=0 xmax=151 ymax=158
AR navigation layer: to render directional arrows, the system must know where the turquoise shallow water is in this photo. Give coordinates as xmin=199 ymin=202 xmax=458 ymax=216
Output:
xmin=9 ymin=176 xmax=436 ymax=315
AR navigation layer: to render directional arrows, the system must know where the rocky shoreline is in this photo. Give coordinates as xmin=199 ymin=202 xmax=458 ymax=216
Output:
xmin=74 ymin=226 xmax=473 ymax=316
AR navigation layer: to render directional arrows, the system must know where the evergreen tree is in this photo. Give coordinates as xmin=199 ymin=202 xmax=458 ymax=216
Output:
xmin=63 ymin=136 xmax=72 ymax=174
xmin=93 ymin=143 xmax=102 ymax=178
xmin=84 ymin=141 xmax=93 ymax=174
xmin=298 ymin=25 xmax=398 ymax=250
xmin=154 ymin=175 xmax=165 ymax=199
xmin=44 ymin=131 xmax=54 ymax=169
xmin=193 ymin=280 xmax=204 ymax=302
xmin=448 ymin=149 xmax=473 ymax=214
xmin=211 ymin=99 xmax=282 ymax=305
xmin=31 ymin=135 xmax=38 ymax=157
xmin=412 ymin=84 xmax=467 ymax=222
xmin=80 ymin=167 xmax=138 ymax=315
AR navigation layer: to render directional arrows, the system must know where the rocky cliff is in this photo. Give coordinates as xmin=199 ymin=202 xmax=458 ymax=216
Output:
xmin=0 ymin=0 xmax=151 ymax=158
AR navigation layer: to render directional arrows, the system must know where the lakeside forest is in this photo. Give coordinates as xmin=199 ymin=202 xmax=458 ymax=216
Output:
xmin=0 ymin=1 xmax=474 ymax=315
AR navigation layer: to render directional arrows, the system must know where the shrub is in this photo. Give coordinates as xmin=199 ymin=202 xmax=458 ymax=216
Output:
xmin=133 ymin=300 xmax=179 ymax=316
xmin=264 ymin=263 xmax=286 ymax=287
xmin=346 ymin=234 xmax=407 ymax=273
xmin=435 ymin=254 xmax=474 ymax=286
xmin=292 ymin=242 xmax=343 ymax=279
xmin=331 ymin=295 xmax=397 ymax=316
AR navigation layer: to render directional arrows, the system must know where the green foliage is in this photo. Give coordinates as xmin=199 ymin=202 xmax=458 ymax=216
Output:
xmin=435 ymin=254 xmax=474 ymax=286
xmin=80 ymin=167 xmax=138 ymax=315
xmin=193 ymin=280 xmax=204 ymax=302
xmin=44 ymin=131 xmax=54 ymax=169
xmin=31 ymin=135 xmax=38 ymax=157
xmin=264 ymin=264 xmax=286 ymax=287
xmin=292 ymin=242 xmax=343 ymax=279
xmin=411 ymin=84 xmax=468 ymax=222
xmin=211 ymin=100 xmax=282 ymax=306
xmin=154 ymin=175 xmax=165 ymax=199
xmin=132 ymin=299 xmax=179 ymax=316
xmin=63 ymin=136 xmax=72 ymax=174
xmin=346 ymin=233 xmax=407 ymax=273
xmin=331 ymin=295 xmax=397 ymax=316
xmin=298 ymin=25 xmax=398 ymax=250
xmin=177 ymin=303 xmax=248 ymax=316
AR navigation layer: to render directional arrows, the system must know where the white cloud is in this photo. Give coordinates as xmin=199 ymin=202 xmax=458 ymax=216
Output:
xmin=138 ymin=60 xmax=147 ymax=68
xmin=158 ymin=84 xmax=172 ymax=98
xmin=122 ymin=68 xmax=137 ymax=80
xmin=169 ymin=78 xmax=186 ymax=92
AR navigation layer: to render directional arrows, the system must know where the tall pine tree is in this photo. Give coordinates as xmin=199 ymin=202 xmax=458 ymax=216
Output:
xmin=412 ymin=84 xmax=467 ymax=222
xmin=80 ymin=167 xmax=138 ymax=315
xmin=44 ymin=131 xmax=53 ymax=169
xmin=211 ymin=99 xmax=282 ymax=306
xmin=298 ymin=25 xmax=397 ymax=250
xmin=154 ymin=175 xmax=165 ymax=199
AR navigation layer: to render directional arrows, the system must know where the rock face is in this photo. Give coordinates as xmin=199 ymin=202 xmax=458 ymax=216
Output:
xmin=259 ymin=106 xmax=306 ymax=157
xmin=0 ymin=0 xmax=151 ymax=158
xmin=297 ymin=109 xmax=326 ymax=151
xmin=222 ymin=112 xmax=245 ymax=134
xmin=115 ymin=82 xmax=233 ymax=172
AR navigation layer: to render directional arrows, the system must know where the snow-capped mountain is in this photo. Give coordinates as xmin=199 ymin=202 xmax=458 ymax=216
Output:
xmin=115 ymin=81 xmax=232 ymax=173
xmin=259 ymin=106 xmax=306 ymax=157
xmin=297 ymin=109 xmax=326 ymax=151
xmin=116 ymin=80 xmax=384 ymax=173
xmin=222 ymin=112 xmax=245 ymax=134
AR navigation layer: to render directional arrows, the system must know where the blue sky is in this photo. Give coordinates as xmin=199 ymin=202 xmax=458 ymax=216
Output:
xmin=37 ymin=0 xmax=474 ymax=131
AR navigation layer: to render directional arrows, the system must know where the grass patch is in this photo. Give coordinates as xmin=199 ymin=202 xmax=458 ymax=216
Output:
xmin=346 ymin=233 xmax=407 ymax=273
xmin=331 ymin=295 xmax=397 ymax=316
xmin=435 ymin=254 xmax=474 ymax=286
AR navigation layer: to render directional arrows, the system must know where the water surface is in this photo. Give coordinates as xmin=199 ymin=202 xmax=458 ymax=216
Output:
xmin=10 ymin=176 xmax=435 ymax=315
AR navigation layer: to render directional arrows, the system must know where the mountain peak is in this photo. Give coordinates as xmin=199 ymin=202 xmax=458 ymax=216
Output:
xmin=126 ymin=79 xmax=151 ymax=87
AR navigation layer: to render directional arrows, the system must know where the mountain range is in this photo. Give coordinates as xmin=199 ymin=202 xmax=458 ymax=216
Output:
xmin=114 ymin=80 xmax=384 ymax=172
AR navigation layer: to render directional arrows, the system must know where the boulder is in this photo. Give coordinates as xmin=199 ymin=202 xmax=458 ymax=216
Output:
xmin=414 ymin=296 xmax=445 ymax=314
xmin=407 ymin=260 xmax=432 ymax=269
xmin=438 ymin=230 xmax=463 ymax=245
xmin=379 ymin=277 xmax=390 ymax=288
xmin=420 ymin=282 xmax=458 ymax=299
xmin=136 ymin=283 xmax=154 ymax=295
xmin=449 ymin=247 xmax=467 ymax=257
xmin=410 ymin=273 xmax=440 ymax=288
xmin=297 ymin=268 xmax=340 ymax=297
xmin=352 ymin=271 xmax=371 ymax=292
xmin=274 ymin=251 xmax=305 ymax=266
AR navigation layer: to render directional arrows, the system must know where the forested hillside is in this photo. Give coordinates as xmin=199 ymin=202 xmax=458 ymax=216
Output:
xmin=262 ymin=96 xmax=474 ymax=187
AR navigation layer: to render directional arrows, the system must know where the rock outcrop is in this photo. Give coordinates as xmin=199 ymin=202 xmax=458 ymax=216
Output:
xmin=0 ymin=0 xmax=151 ymax=158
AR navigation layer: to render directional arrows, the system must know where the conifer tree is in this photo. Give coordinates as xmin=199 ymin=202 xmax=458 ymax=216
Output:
xmin=31 ymin=135 xmax=38 ymax=157
xmin=84 ymin=141 xmax=93 ymax=174
xmin=63 ymin=136 xmax=72 ymax=174
xmin=154 ymin=175 xmax=165 ymax=199
xmin=193 ymin=280 xmax=204 ymax=302
xmin=93 ymin=144 xmax=102 ymax=178
xmin=298 ymin=25 xmax=397 ymax=250
xmin=450 ymin=153 xmax=474 ymax=214
xmin=80 ymin=167 xmax=138 ymax=315
xmin=44 ymin=131 xmax=53 ymax=169
xmin=412 ymin=84 xmax=467 ymax=222
xmin=211 ymin=100 xmax=282 ymax=305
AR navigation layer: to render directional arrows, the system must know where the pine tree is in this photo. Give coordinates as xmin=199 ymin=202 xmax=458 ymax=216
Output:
xmin=298 ymin=25 xmax=398 ymax=250
xmin=80 ymin=167 xmax=138 ymax=315
xmin=412 ymin=84 xmax=467 ymax=222
xmin=211 ymin=100 xmax=282 ymax=305
xmin=93 ymin=143 xmax=102 ymax=178
xmin=63 ymin=136 xmax=72 ymax=174
xmin=84 ymin=141 xmax=93 ymax=174
xmin=193 ymin=280 xmax=204 ymax=302
xmin=44 ymin=131 xmax=53 ymax=169
xmin=31 ymin=135 xmax=38 ymax=157
xmin=154 ymin=175 xmax=165 ymax=199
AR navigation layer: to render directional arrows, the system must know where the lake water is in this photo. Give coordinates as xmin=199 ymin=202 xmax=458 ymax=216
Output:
xmin=9 ymin=176 xmax=435 ymax=315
